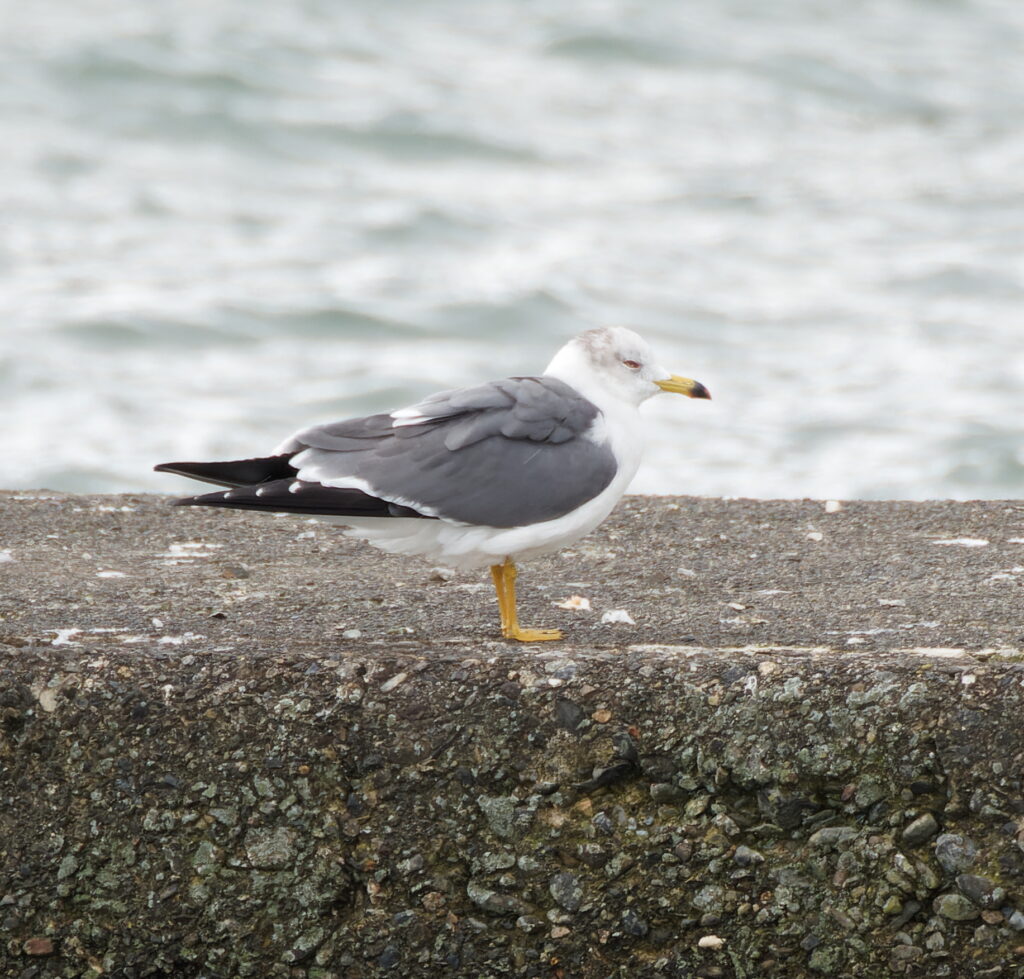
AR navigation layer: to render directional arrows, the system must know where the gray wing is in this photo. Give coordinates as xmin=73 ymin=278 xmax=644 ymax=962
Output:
xmin=286 ymin=376 xmax=618 ymax=528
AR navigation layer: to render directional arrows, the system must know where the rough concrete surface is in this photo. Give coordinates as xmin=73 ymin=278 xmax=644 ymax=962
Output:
xmin=2 ymin=492 xmax=1024 ymax=978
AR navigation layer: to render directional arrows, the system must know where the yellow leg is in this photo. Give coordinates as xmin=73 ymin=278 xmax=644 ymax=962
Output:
xmin=494 ymin=559 xmax=563 ymax=642
xmin=489 ymin=564 xmax=510 ymax=633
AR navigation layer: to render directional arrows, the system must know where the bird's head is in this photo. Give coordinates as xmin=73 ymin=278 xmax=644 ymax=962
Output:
xmin=545 ymin=326 xmax=711 ymax=408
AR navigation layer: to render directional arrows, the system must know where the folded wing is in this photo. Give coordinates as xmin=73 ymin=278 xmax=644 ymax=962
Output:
xmin=159 ymin=376 xmax=617 ymax=528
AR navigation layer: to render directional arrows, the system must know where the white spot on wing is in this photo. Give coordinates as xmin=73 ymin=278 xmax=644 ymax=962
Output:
xmin=390 ymin=408 xmax=429 ymax=428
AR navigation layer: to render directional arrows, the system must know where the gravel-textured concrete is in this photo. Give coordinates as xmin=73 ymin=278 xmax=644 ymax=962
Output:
xmin=3 ymin=492 xmax=1024 ymax=978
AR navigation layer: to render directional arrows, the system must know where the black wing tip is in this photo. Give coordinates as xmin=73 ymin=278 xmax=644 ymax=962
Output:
xmin=170 ymin=494 xmax=219 ymax=507
xmin=164 ymin=480 xmax=436 ymax=519
xmin=154 ymin=461 xmax=212 ymax=477
xmin=153 ymin=456 xmax=299 ymax=489
xmin=169 ymin=489 xmax=238 ymax=507
xmin=169 ymin=492 xmax=252 ymax=510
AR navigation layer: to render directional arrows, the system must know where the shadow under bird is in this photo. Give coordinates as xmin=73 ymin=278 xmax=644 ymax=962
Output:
xmin=155 ymin=326 xmax=710 ymax=641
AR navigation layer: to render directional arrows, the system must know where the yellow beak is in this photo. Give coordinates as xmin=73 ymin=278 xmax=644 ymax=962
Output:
xmin=655 ymin=375 xmax=711 ymax=399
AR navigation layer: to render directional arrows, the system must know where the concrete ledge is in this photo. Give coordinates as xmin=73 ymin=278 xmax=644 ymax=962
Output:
xmin=3 ymin=493 xmax=1024 ymax=977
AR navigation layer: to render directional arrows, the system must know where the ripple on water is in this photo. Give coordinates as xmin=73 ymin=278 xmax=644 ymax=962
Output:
xmin=3 ymin=0 xmax=1024 ymax=499
xmin=544 ymin=33 xmax=689 ymax=67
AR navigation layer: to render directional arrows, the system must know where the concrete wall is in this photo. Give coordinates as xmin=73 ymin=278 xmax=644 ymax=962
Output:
xmin=2 ymin=493 xmax=1024 ymax=977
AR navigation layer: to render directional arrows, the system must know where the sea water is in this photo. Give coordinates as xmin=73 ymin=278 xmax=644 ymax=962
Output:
xmin=2 ymin=0 xmax=1023 ymax=500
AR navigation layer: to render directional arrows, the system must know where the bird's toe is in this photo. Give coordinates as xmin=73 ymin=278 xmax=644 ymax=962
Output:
xmin=505 ymin=627 xmax=564 ymax=643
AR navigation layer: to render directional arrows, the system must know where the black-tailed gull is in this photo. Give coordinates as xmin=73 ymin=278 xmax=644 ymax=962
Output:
xmin=155 ymin=327 xmax=710 ymax=642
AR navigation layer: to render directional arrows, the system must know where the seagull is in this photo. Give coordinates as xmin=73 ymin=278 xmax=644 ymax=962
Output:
xmin=155 ymin=327 xmax=710 ymax=642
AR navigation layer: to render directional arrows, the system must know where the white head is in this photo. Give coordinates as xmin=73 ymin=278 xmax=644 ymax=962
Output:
xmin=544 ymin=327 xmax=710 ymax=408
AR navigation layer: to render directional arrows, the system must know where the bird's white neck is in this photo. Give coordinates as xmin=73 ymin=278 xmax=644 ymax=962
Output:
xmin=544 ymin=344 xmax=633 ymax=417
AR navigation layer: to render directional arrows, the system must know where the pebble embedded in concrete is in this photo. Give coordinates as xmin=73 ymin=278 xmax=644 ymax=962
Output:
xmin=902 ymin=812 xmax=939 ymax=846
xmin=4 ymin=493 xmax=1024 ymax=977
xmin=934 ymin=834 xmax=979 ymax=875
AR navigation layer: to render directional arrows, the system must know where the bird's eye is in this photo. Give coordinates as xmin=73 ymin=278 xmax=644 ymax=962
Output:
xmin=623 ymin=359 xmax=641 ymax=370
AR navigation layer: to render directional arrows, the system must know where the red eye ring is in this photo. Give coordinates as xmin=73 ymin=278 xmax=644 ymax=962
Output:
xmin=623 ymin=359 xmax=641 ymax=369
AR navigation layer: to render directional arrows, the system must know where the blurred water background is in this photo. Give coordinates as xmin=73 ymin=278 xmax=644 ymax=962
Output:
xmin=2 ymin=0 xmax=1023 ymax=500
